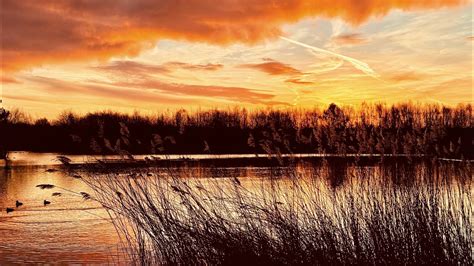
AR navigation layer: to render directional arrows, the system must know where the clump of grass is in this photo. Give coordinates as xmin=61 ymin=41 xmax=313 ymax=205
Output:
xmin=81 ymin=161 xmax=473 ymax=265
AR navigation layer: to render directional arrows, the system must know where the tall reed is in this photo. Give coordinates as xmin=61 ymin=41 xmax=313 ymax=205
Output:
xmin=81 ymin=160 xmax=473 ymax=265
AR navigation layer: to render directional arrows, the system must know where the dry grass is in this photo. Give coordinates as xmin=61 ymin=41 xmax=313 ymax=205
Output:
xmin=79 ymin=161 xmax=473 ymax=265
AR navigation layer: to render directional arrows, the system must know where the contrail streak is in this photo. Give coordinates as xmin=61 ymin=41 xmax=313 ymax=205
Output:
xmin=281 ymin=36 xmax=443 ymax=105
xmin=304 ymin=52 xmax=344 ymax=76
xmin=280 ymin=36 xmax=380 ymax=79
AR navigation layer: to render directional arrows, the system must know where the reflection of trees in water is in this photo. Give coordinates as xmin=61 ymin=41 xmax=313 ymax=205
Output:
xmin=152 ymin=158 xmax=469 ymax=190
xmin=0 ymin=169 xmax=11 ymax=197
xmin=308 ymin=159 xmax=468 ymax=189
xmin=326 ymin=159 xmax=348 ymax=188
xmin=381 ymin=160 xmax=418 ymax=186
xmin=169 ymin=165 xmax=291 ymax=179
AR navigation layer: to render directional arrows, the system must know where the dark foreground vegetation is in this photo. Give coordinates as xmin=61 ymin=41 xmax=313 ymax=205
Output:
xmin=1 ymin=103 xmax=473 ymax=158
xmin=73 ymin=160 xmax=472 ymax=265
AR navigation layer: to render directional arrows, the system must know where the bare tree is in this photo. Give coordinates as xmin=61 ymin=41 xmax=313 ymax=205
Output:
xmin=0 ymin=108 xmax=10 ymax=164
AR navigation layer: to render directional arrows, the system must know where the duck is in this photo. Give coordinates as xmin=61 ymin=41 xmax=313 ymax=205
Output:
xmin=6 ymin=208 xmax=14 ymax=213
xmin=43 ymin=200 xmax=51 ymax=206
xmin=15 ymin=200 xmax=23 ymax=208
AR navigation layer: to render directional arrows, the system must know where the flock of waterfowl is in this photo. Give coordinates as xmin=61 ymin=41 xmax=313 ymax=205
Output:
xmin=5 ymin=199 xmax=52 ymax=214
xmin=3 ymin=168 xmax=61 ymax=214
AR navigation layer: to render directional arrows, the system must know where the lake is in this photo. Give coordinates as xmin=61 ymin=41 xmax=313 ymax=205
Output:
xmin=0 ymin=152 xmax=471 ymax=264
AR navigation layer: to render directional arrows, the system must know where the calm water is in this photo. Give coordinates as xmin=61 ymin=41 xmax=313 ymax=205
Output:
xmin=0 ymin=165 xmax=121 ymax=264
xmin=0 ymin=152 xmax=470 ymax=264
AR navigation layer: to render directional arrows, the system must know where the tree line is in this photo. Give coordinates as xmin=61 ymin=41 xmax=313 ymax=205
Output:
xmin=0 ymin=103 xmax=472 ymax=159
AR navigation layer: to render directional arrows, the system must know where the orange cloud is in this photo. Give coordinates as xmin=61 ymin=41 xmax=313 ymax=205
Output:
xmin=241 ymin=59 xmax=302 ymax=75
xmin=1 ymin=0 xmax=467 ymax=71
xmin=97 ymin=61 xmax=171 ymax=76
xmin=1 ymin=76 xmax=20 ymax=84
xmin=332 ymin=33 xmax=367 ymax=45
xmin=24 ymin=76 xmax=197 ymax=105
xmin=285 ymin=78 xmax=315 ymax=85
xmin=25 ymin=75 xmax=285 ymax=106
xmin=93 ymin=60 xmax=278 ymax=104
xmin=112 ymin=80 xmax=284 ymax=105
xmin=389 ymin=72 xmax=425 ymax=82
xmin=96 ymin=61 xmax=223 ymax=80
xmin=165 ymin=62 xmax=224 ymax=71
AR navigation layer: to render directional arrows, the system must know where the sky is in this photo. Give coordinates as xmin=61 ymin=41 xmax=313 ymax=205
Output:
xmin=1 ymin=0 xmax=473 ymax=118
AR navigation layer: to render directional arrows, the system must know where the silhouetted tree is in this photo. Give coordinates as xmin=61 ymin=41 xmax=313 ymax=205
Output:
xmin=0 ymin=108 xmax=10 ymax=164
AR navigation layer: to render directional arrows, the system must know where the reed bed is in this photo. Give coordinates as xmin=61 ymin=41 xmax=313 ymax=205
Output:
xmin=80 ymin=161 xmax=473 ymax=265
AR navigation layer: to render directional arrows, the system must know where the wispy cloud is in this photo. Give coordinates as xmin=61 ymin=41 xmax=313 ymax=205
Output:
xmin=24 ymin=75 xmax=287 ymax=106
xmin=25 ymin=76 xmax=196 ymax=105
xmin=389 ymin=72 xmax=425 ymax=82
xmin=331 ymin=33 xmax=367 ymax=45
xmin=96 ymin=61 xmax=171 ymax=76
xmin=1 ymin=76 xmax=20 ymax=84
xmin=111 ymin=80 xmax=287 ymax=105
xmin=90 ymin=60 xmax=286 ymax=105
xmin=285 ymin=78 xmax=315 ymax=85
xmin=241 ymin=59 xmax=302 ymax=76
xmin=97 ymin=60 xmax=223 ymax=76
xmin=165 ymin=62 xmax=224 ymax=71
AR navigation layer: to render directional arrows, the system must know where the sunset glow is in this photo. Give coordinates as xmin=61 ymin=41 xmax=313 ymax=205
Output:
xmin=1 ymin=0 xmax=472 ymax=118
xmin=1 ymin=3 xmax=473 ymax=264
